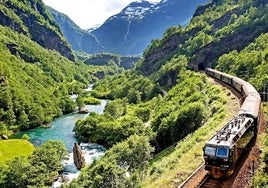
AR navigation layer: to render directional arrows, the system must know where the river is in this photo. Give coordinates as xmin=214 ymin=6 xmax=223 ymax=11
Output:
xmin=13 ymin=98 xmax=107 ymax=151
xmin=12 ymin=93 xmax=107 ymax=187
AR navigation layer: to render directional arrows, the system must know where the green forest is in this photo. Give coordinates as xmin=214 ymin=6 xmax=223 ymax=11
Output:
xmin=0 ymin=25 xmax=93 ymax=133
xmin=0 ymin=0 xmax=267 ymax=187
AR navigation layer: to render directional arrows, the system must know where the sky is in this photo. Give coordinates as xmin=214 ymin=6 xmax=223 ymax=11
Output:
xmin=43 ymin=0 xmax=161 ymax=30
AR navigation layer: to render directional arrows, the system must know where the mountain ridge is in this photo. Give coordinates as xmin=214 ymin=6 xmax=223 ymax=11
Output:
xmin=48 ymin=6 xmax=105 ymax=54
xmin=91 ymin=0 xmax=208 ymax=55
xmin=50 ymin=0 xmax=208 ymax=56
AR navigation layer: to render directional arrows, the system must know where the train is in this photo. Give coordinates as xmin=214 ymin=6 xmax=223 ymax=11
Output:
xmin=203 ymin=68 xmax=261 ymax=178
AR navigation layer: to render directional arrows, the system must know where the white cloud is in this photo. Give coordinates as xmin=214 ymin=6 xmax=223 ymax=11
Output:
xmin=43 ymin=0 xmax=160 ymax=29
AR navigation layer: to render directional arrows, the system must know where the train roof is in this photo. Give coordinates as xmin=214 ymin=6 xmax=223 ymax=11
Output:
xmin=232 ymin=77 xmax=247 ymax=86
xmin=206 ymin=68 xmax=235 ymax=80
xmin=238 ymin=93 xmax=261 ymax=118
xmin=242 ymin=82 xmax=259 ymax=97
xmin=206 ymin=116 xmax=254 ymax=148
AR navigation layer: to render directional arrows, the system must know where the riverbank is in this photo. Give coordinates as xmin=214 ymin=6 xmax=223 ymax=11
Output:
xmin=11 ymin=99 xmax=107 ymax=151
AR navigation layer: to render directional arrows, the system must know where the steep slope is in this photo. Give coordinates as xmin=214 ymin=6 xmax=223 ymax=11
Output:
xmin=91 ymin=0 xmax=208 ymax=55
xmin=137 ymin=0 xmax=268 ymax=87
xmin=48 ymin=7 xmax=105 ymax=54
xmin=0 ymin=0 xmax=94 ymax=133
xmin=0 ymin=0 xmax=74 ymax=61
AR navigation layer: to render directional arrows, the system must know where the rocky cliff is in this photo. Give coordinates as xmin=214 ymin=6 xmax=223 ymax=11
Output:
xmin=0 ymin=0 xmax=74 ymax=61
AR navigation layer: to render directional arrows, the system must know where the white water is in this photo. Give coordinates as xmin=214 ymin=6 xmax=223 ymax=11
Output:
xmin=52 ymin=143 xmax=105 ymax=187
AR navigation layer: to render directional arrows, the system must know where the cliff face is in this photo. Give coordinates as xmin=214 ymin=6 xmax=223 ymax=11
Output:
xmin=0 ymin=0 xmax=74 ymax=61
xmin=141 ymin=27 xmax=201 ymax=76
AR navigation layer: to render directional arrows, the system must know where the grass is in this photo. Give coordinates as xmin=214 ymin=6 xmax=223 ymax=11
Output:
xmin=83 ymin=96 xmax=101 ymax=105
xmin=0 ymin=139 xmax=35 ymax=167
xmin=142 ymin=83 xmax=240 ymax=188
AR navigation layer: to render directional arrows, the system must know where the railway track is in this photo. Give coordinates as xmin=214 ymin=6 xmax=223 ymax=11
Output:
xmin=178 ymin=165 xmax=223 ymax=188
xmin=178 ymin=164 xmax=206 ymax=188
xmin=197 ymin=175 xmax=223 ymax=188
xmin=178 ymin=72 xmax=266 ymax=188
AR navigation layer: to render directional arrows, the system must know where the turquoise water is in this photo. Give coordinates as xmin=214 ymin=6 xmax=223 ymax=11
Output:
xmin=12 ymin=99 xmax=107 ymax=152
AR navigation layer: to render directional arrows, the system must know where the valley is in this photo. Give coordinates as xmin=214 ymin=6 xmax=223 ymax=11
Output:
xmin=0 ymin=0 xmax=267 ymax=187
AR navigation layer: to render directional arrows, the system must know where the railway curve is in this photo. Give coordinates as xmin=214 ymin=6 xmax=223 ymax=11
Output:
xmin=178 ymin=69 xmax=266 ymax=188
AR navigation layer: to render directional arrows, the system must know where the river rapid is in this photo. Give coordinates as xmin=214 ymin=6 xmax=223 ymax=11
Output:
xmin=12 ymin=91 xmax=107 ymax=187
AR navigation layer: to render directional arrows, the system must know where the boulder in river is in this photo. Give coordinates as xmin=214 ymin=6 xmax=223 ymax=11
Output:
xmin=78 ymin=109 xmax=89 ymax=114
xmin=73 ymin=143 xmax=85 ymax=169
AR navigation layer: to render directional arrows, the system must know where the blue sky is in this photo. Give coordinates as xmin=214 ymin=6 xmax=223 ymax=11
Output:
xmin=43 ymin=0 xmax=161 ymax=29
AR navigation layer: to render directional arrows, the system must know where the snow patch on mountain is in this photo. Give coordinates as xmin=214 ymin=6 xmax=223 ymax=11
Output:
xmin=120 ymin=1 xmax=157 ymax=19
xmin=124 ymin=6 xmax=150 ymax=19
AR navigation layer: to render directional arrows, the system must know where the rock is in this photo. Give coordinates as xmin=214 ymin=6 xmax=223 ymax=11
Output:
xmin=78 ymin=109 xmax=89 ymax=114
xmin=61 ymin=175 xmax=70 ymax=183
xmin=73 ymin=143 xmax=85 ymax=170
xmin=1 ymin=135 xmax=8 ymax=140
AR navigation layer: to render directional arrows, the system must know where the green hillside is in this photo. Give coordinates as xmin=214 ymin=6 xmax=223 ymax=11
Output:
xmin=0 ymin=0 xmax=74 ymax=60
xmin=138 ymin=0 xmax=267 ymax=88
xmin=69 ymin=0 xmax=268 ymax=187
xmin=0 ymin=26 xmax=90 ymax=133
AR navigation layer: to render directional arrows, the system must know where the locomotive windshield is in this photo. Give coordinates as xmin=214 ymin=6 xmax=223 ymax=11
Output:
xmin=216 ymin=147 xmax=229 ymax=158
xmin=204 ymin=146 xmax=216 ymax=156
xmin=204 ymin=145 xmax=229 ymax=158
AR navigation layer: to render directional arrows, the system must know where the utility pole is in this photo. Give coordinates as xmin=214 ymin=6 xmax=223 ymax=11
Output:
xmin=260 ymin=84 xmax=267 ymax=102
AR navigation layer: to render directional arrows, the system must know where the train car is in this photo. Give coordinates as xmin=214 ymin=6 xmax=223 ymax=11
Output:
xmin=203 ymin=116 xmax=255 ymax=178
xmin=242 ymin=82 xmax=259 ymax=97
xmin=204 ymin=68 xmax=261 ymax=178
xmin=206 ymin=68 xmax=215 ymax=77
xmin=206 ymin=68 xmax=222 ymax=80
xmin=206 ymin=68 xmax=234 ymax=85
xmin=238 ymin=93 xmax=261 ymax=130
xmin=238 ymin=78 xmax=261 ymax=129
xmin=232 ymin=77 xmax=246 ymax=95
xmin=220 ymin=72 xmax=234 ymax=86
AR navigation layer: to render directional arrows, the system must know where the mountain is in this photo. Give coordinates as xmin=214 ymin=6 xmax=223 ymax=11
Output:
xmin=0 ymin=0 xmax=74 ymax=61
xmin=137 ymin=0 xmax=268 ymax=87
xmin=48 ymin=7 xmax=105 ymax=54
xmin=0 ymin=0 xmax=94 ymax=132
xmin=91 ymin=0 xmax=208 ymax=55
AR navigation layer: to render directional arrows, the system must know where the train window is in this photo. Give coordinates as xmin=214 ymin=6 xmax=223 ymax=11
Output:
xmin=204 ymin=146 xmax=216 ymax=156
xmin=216 ymin=147 xmax=229 ymax=158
